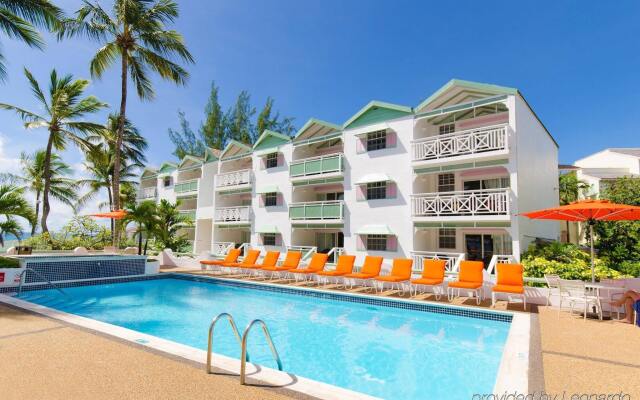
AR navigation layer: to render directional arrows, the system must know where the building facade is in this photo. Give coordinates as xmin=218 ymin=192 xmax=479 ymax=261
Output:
xmin=137 ymin=80 xmax=560 ymax=270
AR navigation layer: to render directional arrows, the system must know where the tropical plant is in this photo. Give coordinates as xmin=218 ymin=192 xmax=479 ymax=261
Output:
xmin=595 ymin=177 xmax=640 ymax=266
xmin=77 ymin=114 xmax=146 ymax=218
xmin=0 ymin=150 xmax=77 ymax=235
xmin=0 ymin=0 xmax=62 ymax=81
xmin=0 ymin=68 xmax=107 ymax=233
xmin=169 ymin=82 xmax=296 ymax=158
xmin=61 ymin=0 xmax=193 ymax=246
xmin=558 ymin=172 xmax=590 ymax=242
xmin=152 ymin=199 xmax=192 ymax=252
xmin=0 ymin=184 xmax=34 ymax=246
xmin=23 ymin=216 xmax=112 ymax=250
xmin=124 ymin=199 xmax=156 ymax=255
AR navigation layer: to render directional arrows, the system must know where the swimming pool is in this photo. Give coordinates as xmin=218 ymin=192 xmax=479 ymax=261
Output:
xmin=15 ymin=275 xmax=512 ymax=399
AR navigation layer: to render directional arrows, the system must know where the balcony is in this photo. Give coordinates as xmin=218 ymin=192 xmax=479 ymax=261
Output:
xmin=289 ymin=153 xmax=344 ymax=182
xmin=137 ymin=187 xmax=157 ymax=201
xmin=215 ymin=169 xmax=252 ymax=192
xmin=289 ymin=200 xmax=344 ymax=224
xmin=178 ymin=209 xmax=197 ymax=220
xmin=214 ymin=206 xmax=251 ymax=224
xmin=411 ymin=124 xmax=508 ymax=166
xmin=175 ymin=179 xmax=199 ymax=195
xmin=411 ymin=188 xmax=510 ymax=222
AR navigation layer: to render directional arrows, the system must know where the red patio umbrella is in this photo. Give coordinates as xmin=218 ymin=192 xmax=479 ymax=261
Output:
xmin=521 ymin=199 xmax=640 ymax=282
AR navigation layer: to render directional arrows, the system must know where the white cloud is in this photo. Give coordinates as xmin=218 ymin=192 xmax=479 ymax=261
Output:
xmin=0 ymin=133 xmax=20 ymax=175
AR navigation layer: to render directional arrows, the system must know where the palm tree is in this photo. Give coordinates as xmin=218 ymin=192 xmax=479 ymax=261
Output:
xmin=153 ymin=199 xmax=193 ymax=252
xmin=77 ymin=143 xmax=138 ymax=222
xmin=60 ymin=0 xmax=193 ymax=246
xmin=559 ymin=172 xmax=591 ymax=242
xmin=124 ymin=200 xmax=156 ymax=255
xmin=88 ymin=113 xmax=147 ymax=168
xmin=0 ymin=0 xmax=62 ymax=81
xmin=0 ymin=68 xmax=108 ymax=233
xmin=0 ymin=185 xmax=34 ymax=246
xmin=1 ymin=150 xmax=77 ymax=235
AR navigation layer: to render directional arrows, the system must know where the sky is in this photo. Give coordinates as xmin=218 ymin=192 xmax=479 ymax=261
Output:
xmin=1 ymin=0 xmax=639 ymax=230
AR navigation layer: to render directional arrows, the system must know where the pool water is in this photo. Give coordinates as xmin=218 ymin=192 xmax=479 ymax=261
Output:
xmin=18 ymin=277 xmax=511 ymax=399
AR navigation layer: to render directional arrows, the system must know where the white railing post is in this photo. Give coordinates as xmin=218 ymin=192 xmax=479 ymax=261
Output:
xmin=411 ymin=188 xmax=510 ymax=217
xmin=486 ymin=254 xmax=515 ymax=276
xmin=216 ymin=169 xmax=252 ymax=188
xmin=410 ymin=251 xmax=465 ymax=273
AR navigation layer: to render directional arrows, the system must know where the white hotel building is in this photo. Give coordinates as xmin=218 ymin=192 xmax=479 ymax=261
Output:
xmin=137 ymin=79 xmax=560 ymax=270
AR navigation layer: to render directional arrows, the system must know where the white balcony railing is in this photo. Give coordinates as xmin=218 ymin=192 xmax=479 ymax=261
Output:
xmin=137 ymin=187 xmax=157 ymax=199
xmin=411 ymin=124 xmax=508 ymax=162
xmin=214 ymin=206 xmax=251 ymax=222
xmin=411 ymin=188 xmax=510 ymax=217
xmin=211 ymin=241 xmax=235 ymax=256
xmin=410 ymin=251 xmax=465 ymax=273
xmin=216 ymin=169 xmax=252 ymax=188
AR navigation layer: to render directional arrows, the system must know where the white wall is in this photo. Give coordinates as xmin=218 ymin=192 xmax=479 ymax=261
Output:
xmin=251 ymin=144 xmax=292 ymax=256
xmin=344 ymin=117 xmax=415 ymax=268
xmin=513 ymin=95 xmax=560 ymax=254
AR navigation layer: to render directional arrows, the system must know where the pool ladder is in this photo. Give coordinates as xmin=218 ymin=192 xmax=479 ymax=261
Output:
xmin=206 ymin=312 xmax=283 ymax=385
xmin=17 ymin=268 xmax=68 ymax=297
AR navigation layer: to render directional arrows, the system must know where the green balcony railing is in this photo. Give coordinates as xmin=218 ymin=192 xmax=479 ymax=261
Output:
xmin=175 ymin=179 xmax=199 ymax=194
xmin=289 ymin=201 xmax=343 ymax=220
xmin=289 ymin=153 xmax=343 ymax=178
xmin=179 ymin=210 xmax=196 ymax=221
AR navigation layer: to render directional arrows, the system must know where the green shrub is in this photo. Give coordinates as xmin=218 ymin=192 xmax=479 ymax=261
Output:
xmin=522 ymin=256 xmax=624 ymax=281
xmin=0 ymin=256 xmax=20 ymax=268
xmin=615 ymin=261 xmax=640 ymax=278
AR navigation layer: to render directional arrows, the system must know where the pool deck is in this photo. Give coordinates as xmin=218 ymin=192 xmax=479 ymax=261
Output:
xmin=1 ymin=268 xmax=639 ymax=399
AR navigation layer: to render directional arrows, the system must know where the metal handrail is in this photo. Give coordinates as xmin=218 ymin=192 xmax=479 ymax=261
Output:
xmin=17 ymin=268 xmax=68 ymax=297
xmin=206 ymin=312 xmax=247 ymax=373
xmin=240 ymin=319 xmax=283 ymax=385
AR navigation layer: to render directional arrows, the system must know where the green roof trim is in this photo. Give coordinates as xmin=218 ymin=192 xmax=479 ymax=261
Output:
xmin=158 ymin=162 xmax=177 ymax=174
xmin=220 ymin=140 xmax=253 ymax=160
xmin=140 ymin=167 xmax=158 ymax=179
xmin=253 ymin=130 xmax=291 ymax=152
xmin=416 ymin=79 xmax=518 ymax=112
xmin=204 ymin=148 xmax=221 ymax=163
xmin=178 ymin=155 xmax=203 ymax=169
xmin=343 ymin=101 xmax=413 ymax=130
xmin=294 ymin=118 xmax=342 ymax=140
xmin=256 ymin=225 xmax=279 ymax=234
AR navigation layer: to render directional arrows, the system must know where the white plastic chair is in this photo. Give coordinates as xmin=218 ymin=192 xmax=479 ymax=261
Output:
xmin=558 ymin=279 xmax=602 ymax=321
xmin=544 ymin=274 xmax=560 ymax=306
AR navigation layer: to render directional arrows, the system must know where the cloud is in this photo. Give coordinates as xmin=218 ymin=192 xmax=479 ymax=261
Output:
xmin=0 ymin=133 xmax=20 ymax=175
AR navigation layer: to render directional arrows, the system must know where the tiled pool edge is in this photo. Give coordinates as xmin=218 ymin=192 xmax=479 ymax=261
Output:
xmin=1 ymin=273 xmax=530 ymax=398
xmin=0 ymin=294 xmax=379 ymax=400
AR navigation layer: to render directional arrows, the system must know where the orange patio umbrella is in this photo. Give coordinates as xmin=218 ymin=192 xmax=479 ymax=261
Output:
xmin=88 ymin=210 xmax=128 ymax=220
xmin=521 ymin=200 xmax=640 ymax=282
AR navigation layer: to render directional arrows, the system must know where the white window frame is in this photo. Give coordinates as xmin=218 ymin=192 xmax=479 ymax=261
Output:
xmin=438 ymin=228 xmax=456 ymax=249
xmin=366 ymin=130 xmax=387 ymax=151
xmin=366 ymin=234 xmax=388 ymax=251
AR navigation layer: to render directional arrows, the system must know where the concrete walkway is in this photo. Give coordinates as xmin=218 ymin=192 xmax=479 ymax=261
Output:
xmin=0 ymin=304 xmax=301 ymax=400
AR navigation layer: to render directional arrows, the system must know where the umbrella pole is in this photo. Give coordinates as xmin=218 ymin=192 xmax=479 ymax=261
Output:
xmin=589 ymin=223 xmax=595 ymax=283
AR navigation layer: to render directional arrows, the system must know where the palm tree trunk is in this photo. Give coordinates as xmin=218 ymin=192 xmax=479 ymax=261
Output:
xmin=41 ymin=132 xmax=55 ymax=235
xmin=107 ymin=185 xmax=114 ymax=234
xmin=32 ymin=190 xmax=41 ymax=236
xmin=137 ymin=224 xmax=143 ymax=255
xmin=112 ymin=53 xmax=128 ymax=248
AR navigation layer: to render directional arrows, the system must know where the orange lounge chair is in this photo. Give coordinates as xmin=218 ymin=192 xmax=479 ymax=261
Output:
xmin=410 ymin=259 xmax=447 ymax=299
xmin=491 ymin=263 xmax=526 ymax=310
xmin=260 ymin=251 xmax=302 ymax=279
xmin=374 ymin=258 xmax=413 ymax=293
xmin=286 ymin=253 xmax=329 ymax=281
xmin=223 ymin=249 xmax=261 ymax=273
xmin=315 ymin=255 xmax=356 ymax=285
xmin=342 ymin=256 xmax=384 ymax=289
xmin=200 ymin=248 xmax=241 ymax=272
xmin=242 ymin=251 xmax=281 ymax=276
xmin=447 ymin=261 xmax=484 ymax=304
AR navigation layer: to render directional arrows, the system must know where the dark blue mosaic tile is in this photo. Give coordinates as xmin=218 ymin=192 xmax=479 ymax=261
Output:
xmin=20 ymin=257 xmax=146 ymax=284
